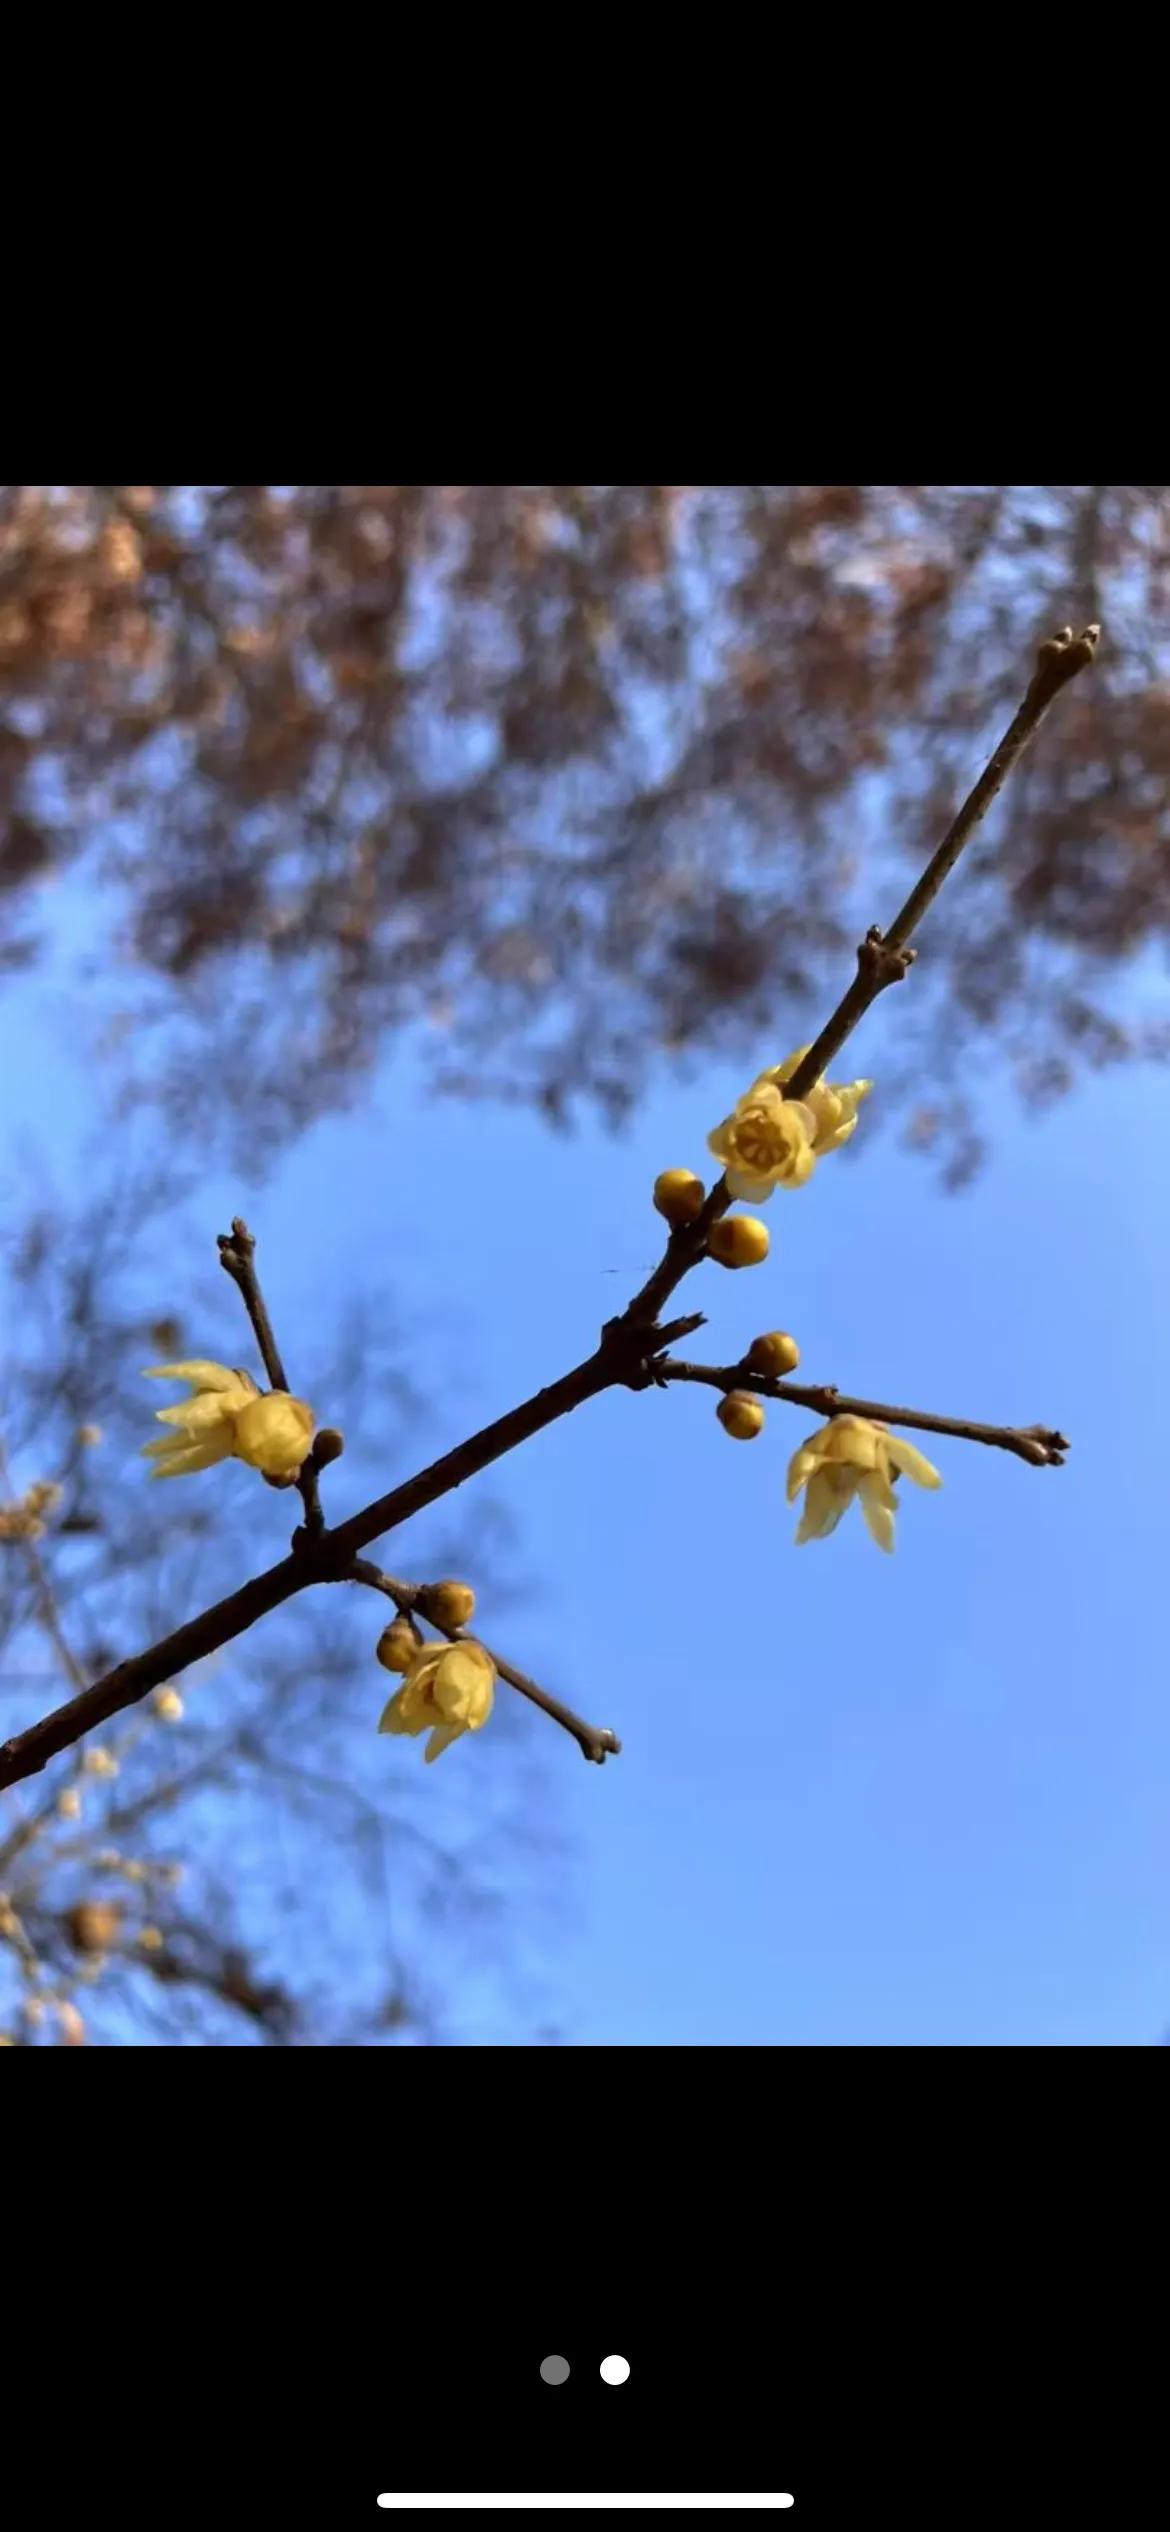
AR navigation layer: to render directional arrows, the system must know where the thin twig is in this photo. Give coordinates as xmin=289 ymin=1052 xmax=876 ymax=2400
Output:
xmin=0 ymin=1438 xmax=89 ymax=1694
xmin=621 ymin=624 xmax=1101 ymax=1329
xmin=348 ymin=1557 xmax=620 ymax=1765
xmin=658 ymin=1362 xmax=1069 ymax=1467
xmin=217 ymin=1215 xmax=325 ymax=1537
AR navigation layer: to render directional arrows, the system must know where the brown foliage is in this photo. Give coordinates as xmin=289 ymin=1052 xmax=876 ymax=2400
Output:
xmin=1 ymin=487 xmax=1167 ymax=1178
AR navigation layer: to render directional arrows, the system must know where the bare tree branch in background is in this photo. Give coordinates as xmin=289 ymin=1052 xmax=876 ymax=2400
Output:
xmin=0 ymin=1171 xmax=556 ymax=2045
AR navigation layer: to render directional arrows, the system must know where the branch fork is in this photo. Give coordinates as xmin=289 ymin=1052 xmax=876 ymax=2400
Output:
xmin=0 ymin=625 xmax=1095 ymax=1793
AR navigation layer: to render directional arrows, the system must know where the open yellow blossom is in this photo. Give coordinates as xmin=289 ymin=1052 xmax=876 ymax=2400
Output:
xmin=378 ymin=1638 xmax=496 ymax=1765
xmin=707 ymin=1081 xmax=818 ymax=1200
xmin=786 ymin=1414 xmax=941 ymax=1553
xmin=762 ymin=1046 xmax=874 ymax=1156
xmin=142 ymin=1360 xmax=260 ymax=1477
xmin=141 ymin=1360 xmax=315 ymax=1481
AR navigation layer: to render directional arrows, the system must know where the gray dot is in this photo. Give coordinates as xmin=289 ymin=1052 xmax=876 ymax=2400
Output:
xmin=540 ymin=2354 xmax=570 ymax=2385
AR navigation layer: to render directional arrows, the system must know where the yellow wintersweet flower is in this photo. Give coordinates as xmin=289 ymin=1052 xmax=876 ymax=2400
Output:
xmin=232 ymin=1392 xmax=316 ymax=1479
xmin=141 ymin=1361 xmax=315 ymax=1481
xmin=707 ymin=1081 xmax=817 ymax=1201
xmin=142 ymin=1360 xmax=260 ymax=1478
xmin=762 ymin=1046 xmax=873 ymax=1156
xmin=786 ymin=1414 xmax=941 ymax=1554
xmin=378 ymin=1639 xmax=496 ymax=1765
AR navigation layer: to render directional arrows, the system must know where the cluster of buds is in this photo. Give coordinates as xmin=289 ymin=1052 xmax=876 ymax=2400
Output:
xmin=376 ymin=1579 xmax=494 ymax=1764
xmin=0 ymin=1478 xmax=63 ymax=1542
xmin=713 ymin=1334 xmax=799 ymax=1442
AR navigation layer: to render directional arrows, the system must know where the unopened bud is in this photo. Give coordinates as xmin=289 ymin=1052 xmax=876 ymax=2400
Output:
xmin=424 ymin=1579 xmax=477 ymax=1631
xmin=717 ymin=1392 xmax=766 ymax=1441
xmin=56 ymin=1787 xmax=82 ymax=1822
xmin=746 ymin=1331 xmax=801 ymax=1377
xmin=82 ymin=1747 xmax=119 ymax=1778
xmin=653 ymin=1168 xmax=707 ymax=1228
xmin=56 ymin=2001 xmax=86 ymax=2046
xmin=312 ymin=1426 xmax=346 ymax=1467
xmin=707 ymin=1215 xmax=770 ymax=1269
xmin=138 ymin=1926 xmax=164 ymax=1953
xmin=152 ymin=1688 xmax=184 ymax=1722
xmin=68 ymin=1900 xmax=122 ymax=1955
xmin=376 ymin=1616 xmax=421 ymax=1675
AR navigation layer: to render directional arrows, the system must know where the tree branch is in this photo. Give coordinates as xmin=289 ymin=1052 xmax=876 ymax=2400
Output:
xmin=0 ymin=1549 xmax=313 ymax=1790
xmin=621 ymin=623 xmax=1101 ymax=1330
xmin=347 ymin=1558 xmax=620 ymax=1765
xmin=0 ymin=1319 xmax=681 ymax=1789
xmin=657 ymin=1362 xmax=1069 ymax=1467
xmin=217 ymin=1216 xmax=326 ymax=1538
xmin=0 ymin=630 xmax=1091 ymax=1790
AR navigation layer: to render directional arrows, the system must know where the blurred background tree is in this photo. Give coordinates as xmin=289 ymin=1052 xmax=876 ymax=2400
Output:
xmin=1 ymin=486 xmax=1166 ymax=1187
xmin=0 ymin=1166 xmax=555 ymax=2044
xmin=2 ymin=487 xmax=1166 ymax=2044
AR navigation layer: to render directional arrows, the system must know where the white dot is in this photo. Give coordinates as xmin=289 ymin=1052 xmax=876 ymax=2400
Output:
xmin=600 ymin=2353 xmax=630 ymax=2385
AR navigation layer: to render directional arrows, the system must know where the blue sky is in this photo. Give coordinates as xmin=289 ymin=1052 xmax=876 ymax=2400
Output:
xmin=2 ymin=888 xmax=1165 ymax=2045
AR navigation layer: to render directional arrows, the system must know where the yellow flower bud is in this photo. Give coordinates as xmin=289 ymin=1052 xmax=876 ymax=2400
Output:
xmin=56 ymin=2001 xmax=86 ymax=2046
xmin=68 ymin=1900 xmax=122 ymax=1955
xmin=717 ymin=1392 xmax=765 ymax=1441
xmin=747 ymin=1331 xmax=801 ymax=1376
xmin=376 ymin=1616 xmax=421 ymax=1674
xmin=152 ymin=1688 xmax=184 ymax=1722
xmin=138 ymin=1926 xmax=165 ymax=1953
xmin=424 ymin=1579 xmax=477 ymax=1630
xmin=56 ymin=1788 xmax=82 ymax=1821
xmin=232 ymin=1391 xmax=315 ymax=1479
xmin=82 ymin=1747 xmax=118 ymax=1778
xmin=708 ymin=1215 xmax=770 ymax=1269
xmin=653 ymin=1168 xmax=706 ymax=1227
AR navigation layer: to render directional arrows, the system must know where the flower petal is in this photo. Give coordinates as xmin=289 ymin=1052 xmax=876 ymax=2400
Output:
xmin=143 ymin=1360 xmax=248 ymax=1393
xmin=231 ymin=1393 xmax=315 ymax=1476
xmin=795 ymin=1465 xmax=856 ymax=1542
xmin=424 ymin=1723 xmax=465 ymax=1764
xmin=884 ymin=1435 xmax=943 ymax=1489
xmin=857 ymin=1471 xmax=897 ymax=1553
xmin=147 ymin=1431 xmax=235 ymax=1479
xmin=153 ymin=1390 xmax=244 ymax=1436
xmin=786 ymin=1440 xmax=824 ymax=1502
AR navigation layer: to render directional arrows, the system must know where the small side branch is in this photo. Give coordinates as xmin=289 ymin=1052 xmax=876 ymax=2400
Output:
xmin=218 ymin=1215 xmax=325 ymax=1538
xmin=348 ymin=1558 xmax=621 ymax=1765
xmin=658 ymin=1362 xmax=1069 ymax=1467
